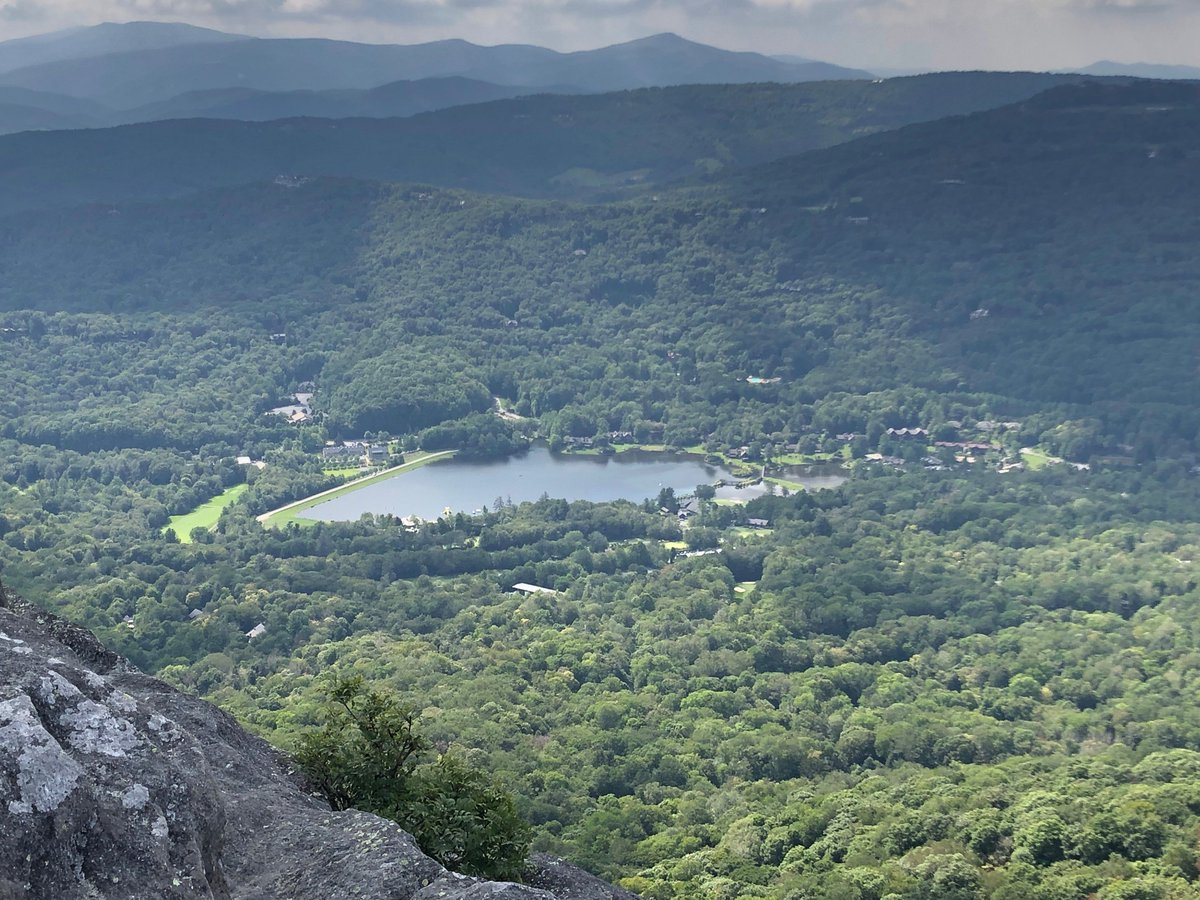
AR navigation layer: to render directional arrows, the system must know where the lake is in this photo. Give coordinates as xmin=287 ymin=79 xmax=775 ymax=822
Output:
xmin=714 ymin=463 xmax=849 ymax=502
xmin=303 ymin=447 xmax=847 ymax=522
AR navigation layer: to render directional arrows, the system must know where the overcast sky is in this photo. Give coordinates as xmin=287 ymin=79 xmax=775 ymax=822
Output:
xmin=1 ymin=0 xmax=1198 ymax=71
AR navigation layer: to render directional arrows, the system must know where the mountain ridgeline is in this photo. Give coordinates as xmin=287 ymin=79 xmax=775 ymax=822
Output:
xmin=0 ymin=72 xmax=1100 ymax=213
xmin=0 ymin=27 xmax=871 ymax=134
xmin=0 ymin=21 xmax=244 ymax=75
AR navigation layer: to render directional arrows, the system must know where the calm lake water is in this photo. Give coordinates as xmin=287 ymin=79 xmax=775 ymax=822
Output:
xmin=304 ymin=447 xmax=847 ymax=522
xmin=714 ymin=464 xmax=849 ymax=502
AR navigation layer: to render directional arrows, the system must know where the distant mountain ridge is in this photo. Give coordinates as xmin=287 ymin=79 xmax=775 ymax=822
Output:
xmin=113 ymin=77 xmax=582 ymax=125
xmin=1071 ymin=60 xmax=1200 ymax=80
xmin=0 ymin=77 xmax=574 ymax=135
xmin=0 ymin=72 xmax=1096 ymax=215
xmin=0 ymin=28 xmax=872 ymax=111
xmin=0 ymin=21 xmax=245 ymax=75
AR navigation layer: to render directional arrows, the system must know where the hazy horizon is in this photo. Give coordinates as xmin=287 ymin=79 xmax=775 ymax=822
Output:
xmin=0 ymin=2 xmax=1198 ymax=74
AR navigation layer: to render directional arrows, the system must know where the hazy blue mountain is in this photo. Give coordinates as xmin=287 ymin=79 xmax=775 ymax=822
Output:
xmin=116 ymin=77 xmax=580 ymax=124
xmin=0 ymin=101 xmax=91 ymax=132
xmin=774 ymin=51 xmax=921 ymax=77
xmin=534 ymin=33 xmax=874 ymax=88
xmin=0 ymin=31 xmax=871 ymax=109
xmin=0 ymin=85 xmax=106 ymax=118
xmin=0 ymin=86 xmax=112 ymax=134
xmin=1073 ymin=60 xmax=1200 ymax=79
xmin=0 ymin=72 xmax=1098 ymax=213
xmin=0 ymin=21 xmax=245 ymax=75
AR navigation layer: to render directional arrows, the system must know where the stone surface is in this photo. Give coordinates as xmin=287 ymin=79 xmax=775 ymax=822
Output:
xmin=0 ymin=588 xmax=634 ymax=900
xmin=525 ymin=855 xmax=642 ymax=900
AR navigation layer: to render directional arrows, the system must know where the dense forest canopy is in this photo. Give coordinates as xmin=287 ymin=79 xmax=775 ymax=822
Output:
xmin=3 ymin=78 xmax=1200 ymax=899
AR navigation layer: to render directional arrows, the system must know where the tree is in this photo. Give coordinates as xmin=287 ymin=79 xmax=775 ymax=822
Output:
xmin=293 ymin=676 xmax=532 ymax=880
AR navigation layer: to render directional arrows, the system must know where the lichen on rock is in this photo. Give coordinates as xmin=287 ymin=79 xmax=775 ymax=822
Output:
xmin=0 ymin=694 xmax=85 ymax=815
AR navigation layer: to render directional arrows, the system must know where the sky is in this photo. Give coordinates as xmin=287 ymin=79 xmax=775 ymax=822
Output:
xmin=1 ymin=0 xmax=1199 ymax=71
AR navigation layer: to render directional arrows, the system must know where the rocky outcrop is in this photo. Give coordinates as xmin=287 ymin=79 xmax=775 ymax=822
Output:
xmin=525 ymin=856 xmax=640 ymax=900
xmin=0 ymin=588 xmax=634 ymax=900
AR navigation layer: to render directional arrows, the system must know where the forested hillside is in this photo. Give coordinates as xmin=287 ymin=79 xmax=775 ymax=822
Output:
xmin=1 ymin=81 xmax=1195 ymax=455
xmin=0 ymin=72 xmax=1095 ymax=213
xmin=3 ymin=79 xmax=1200 ymax=899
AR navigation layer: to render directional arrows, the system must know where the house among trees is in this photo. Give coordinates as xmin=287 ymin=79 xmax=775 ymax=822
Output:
xmin=268 ymin=391 xmax=314 ymax=424
xmin=511 ymin=583 xmax=558 ymax=596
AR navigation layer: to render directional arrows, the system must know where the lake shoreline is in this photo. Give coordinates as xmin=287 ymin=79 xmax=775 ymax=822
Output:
xmin=283 ymin=443 xmax=849 ymax=525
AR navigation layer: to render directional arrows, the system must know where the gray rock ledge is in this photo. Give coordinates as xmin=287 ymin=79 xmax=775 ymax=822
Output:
xmin=0 ymin=588 xmax=635 ymax=900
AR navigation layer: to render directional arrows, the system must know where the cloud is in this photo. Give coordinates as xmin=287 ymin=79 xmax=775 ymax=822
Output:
xmin=3 ymin=0 xmax=1190 ymax=27
xmin=0 ymin=0 xmax=50 ymax=20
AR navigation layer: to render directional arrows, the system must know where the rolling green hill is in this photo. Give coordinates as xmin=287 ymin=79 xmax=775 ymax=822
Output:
xmin=0 ymin=72 xmax=1097 ymax=214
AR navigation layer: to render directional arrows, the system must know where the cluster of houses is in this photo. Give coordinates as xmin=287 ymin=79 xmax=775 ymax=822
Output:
xmin=321 ymin=441 xmax=389 ymax=467
xmin=668 ymin=495 xmax=771 ymax=528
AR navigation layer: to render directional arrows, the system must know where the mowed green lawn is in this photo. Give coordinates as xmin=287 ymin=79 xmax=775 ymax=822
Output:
xmin=167 ymin=483 xmax=248 ymax=542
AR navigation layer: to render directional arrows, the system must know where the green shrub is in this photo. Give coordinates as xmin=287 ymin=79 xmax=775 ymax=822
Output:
xmin=293 ymin=675 xmax=532 ymax=880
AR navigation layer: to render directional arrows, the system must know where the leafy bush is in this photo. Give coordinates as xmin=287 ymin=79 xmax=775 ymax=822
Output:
xmin=293 ymin=675 xmax=532 ymax=880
